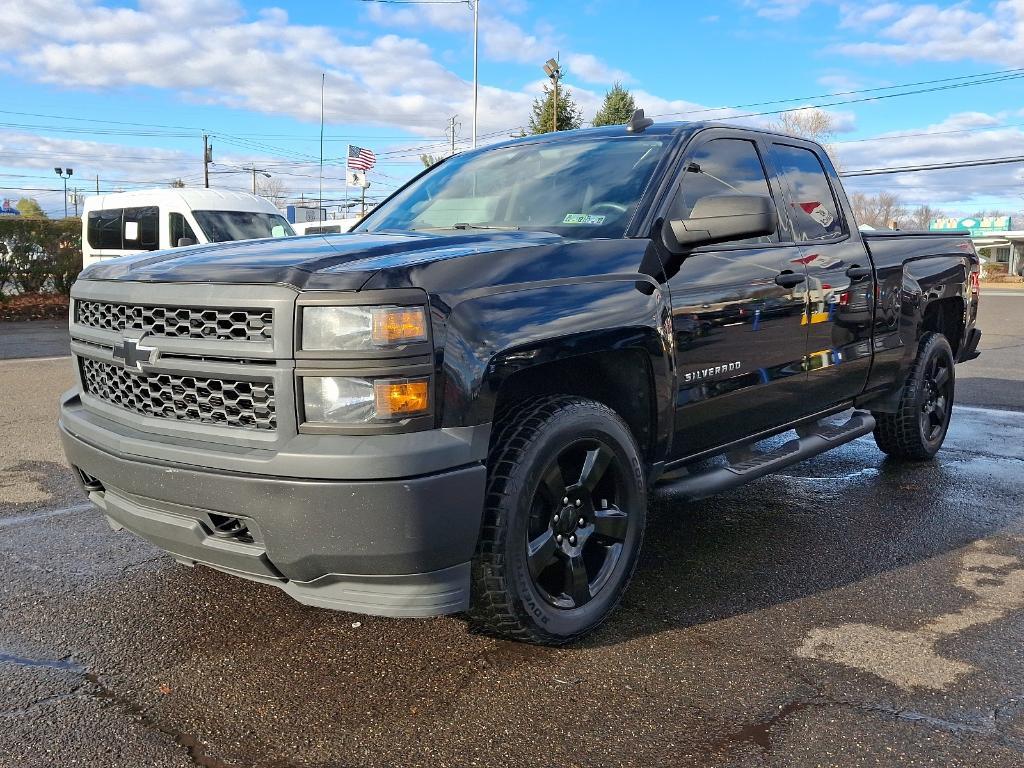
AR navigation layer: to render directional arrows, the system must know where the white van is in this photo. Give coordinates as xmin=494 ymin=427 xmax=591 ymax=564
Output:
xmin=81 ymin=188 xmax=294 ymax=268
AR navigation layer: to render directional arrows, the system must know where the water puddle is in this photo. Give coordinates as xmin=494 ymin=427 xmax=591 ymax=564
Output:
xmin=0 ymin=652 xmax=86 ymax=674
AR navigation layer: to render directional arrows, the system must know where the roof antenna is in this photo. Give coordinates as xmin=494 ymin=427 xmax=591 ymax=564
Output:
xmin=626 ymin=108 xmax=654 ymax=133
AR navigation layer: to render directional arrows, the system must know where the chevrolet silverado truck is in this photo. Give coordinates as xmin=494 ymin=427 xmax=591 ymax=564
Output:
xmin=60 ymin=113 xmax=982 ymax=644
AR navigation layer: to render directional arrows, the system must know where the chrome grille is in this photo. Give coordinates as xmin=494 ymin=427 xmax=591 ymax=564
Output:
xmin=80 ymin=358 xmax=276 ymax=431
xmin=75 ymin=300 xmax=273 ymax=342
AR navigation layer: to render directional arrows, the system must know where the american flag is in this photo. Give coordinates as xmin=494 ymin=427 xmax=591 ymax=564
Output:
xmin=347 ymin=145 xmax=376 ymax=172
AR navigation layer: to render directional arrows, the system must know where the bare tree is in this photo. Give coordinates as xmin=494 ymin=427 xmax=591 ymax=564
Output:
xmin=256 ymin=177 xmax=289 ymax=208
xmin=909 ymin=204 xmax=944 ymax=230
xmin=169 ymin=178 xmax=186 ymax=188
xmin=420 ymin=154 xmax=442 ymax=168
xmin=849 ymin=191 xmax=907 ymax=229
xmin=771 ymin=108 xmax=842 ymax=170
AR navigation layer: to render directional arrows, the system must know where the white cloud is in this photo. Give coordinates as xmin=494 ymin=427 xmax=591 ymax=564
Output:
xmin=0 ymin=0 xmax=534 ymax=138
xmin=745 ymin=0 xmax=816 ymax=20
xmin=834 ymin=111 xmax=1024 ymax=209
xmin=563 ymin=53 xmax=631 ymax=84
xmin=836 ymin=0 xmax=1024 ymax=66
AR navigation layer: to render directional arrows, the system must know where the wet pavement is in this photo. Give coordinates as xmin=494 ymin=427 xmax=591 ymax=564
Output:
xmin=2 ymin=307 xmax=1024 ymax=767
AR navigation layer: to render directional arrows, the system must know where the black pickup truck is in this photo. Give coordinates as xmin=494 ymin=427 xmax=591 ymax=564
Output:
xmin=60 ymin=114 xmax=981 ymax=644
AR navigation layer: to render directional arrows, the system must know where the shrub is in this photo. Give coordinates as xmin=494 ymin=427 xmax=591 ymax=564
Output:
xmin=0 ymin=217 xmax=82 ymax=297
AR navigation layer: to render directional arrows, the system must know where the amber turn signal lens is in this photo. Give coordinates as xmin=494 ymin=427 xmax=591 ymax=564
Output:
xmin=373 ymin=378 xmax=430 ymax=418
xmin=371 ymin=307 xmax=428 ymax=346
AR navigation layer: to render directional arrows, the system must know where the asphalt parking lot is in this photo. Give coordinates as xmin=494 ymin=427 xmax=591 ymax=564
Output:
xmin=1 ymin=294 xmax=1022 ymax=768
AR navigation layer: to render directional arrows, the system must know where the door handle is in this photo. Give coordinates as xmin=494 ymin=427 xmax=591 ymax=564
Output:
xmin=775 ymin=271 xmax=806 ymax=288
xmin=845 ymin=265 xmax=872 ymax=280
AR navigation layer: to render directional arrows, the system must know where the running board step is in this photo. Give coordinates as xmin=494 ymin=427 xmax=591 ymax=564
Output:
xmin=655 ymin=411 xmax=876 ymax=502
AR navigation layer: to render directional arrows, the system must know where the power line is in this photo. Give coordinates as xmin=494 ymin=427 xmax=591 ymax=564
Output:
xmin=651 ymin=66 xmax=1024 ymax=119
xmin=842 ymin=155 xmax=1024 ymax=177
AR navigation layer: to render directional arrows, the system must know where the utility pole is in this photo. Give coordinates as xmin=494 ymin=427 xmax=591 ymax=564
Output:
xmin=446 ymin=115 xmax=460 ymax=156
xmin=95 ymin=174 xmax=99 ymax=193
xmin=247 ymin=166 xmax=271 ymax=194
xmin=471 ymin=0 xmax=479 ymax=148
xmin=203 ymin=134 xmax=211 ymax=188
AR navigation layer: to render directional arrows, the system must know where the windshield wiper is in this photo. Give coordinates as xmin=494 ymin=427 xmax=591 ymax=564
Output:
xmin=452 ymin=223 xmax=520 ymax=231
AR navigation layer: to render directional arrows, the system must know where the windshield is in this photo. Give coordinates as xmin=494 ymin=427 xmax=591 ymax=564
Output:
xmin=193 ymin=210 xmax=294 ymax=243
xmin=357 ymin=136 xmax=672 ymax=238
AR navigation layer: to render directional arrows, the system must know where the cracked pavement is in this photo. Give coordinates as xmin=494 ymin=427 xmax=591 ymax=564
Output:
xmin=1 ymin=296 xmax=1023 ymax=767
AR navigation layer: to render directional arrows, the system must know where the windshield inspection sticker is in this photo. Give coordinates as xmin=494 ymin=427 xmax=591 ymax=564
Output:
xmin=563 ymin=214 xmax=606 ymax=225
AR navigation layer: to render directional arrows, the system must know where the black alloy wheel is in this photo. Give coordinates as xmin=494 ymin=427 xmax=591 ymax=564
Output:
xmin=920 ymin=351 xmax=952 ymax=444
xmin=471 ymin=396 xmax=646 ymax=644
xmin=873 ymin=332 xmax=956 ymax=460
xmin=526 ymin=439 xmax=631 ymax=609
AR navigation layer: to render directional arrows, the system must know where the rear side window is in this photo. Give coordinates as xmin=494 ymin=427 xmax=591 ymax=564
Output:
xmin=672 ymin=138 xmax=778 ymax=244
xmin=122 ymin=206 xmax=159 ymax=251
xmin=772 ymin=144 xmax=845 ymax=241
xmin=169 ymin=212 xmax=197 ymax=246
xmin=87 ymin=209 xmax=123 ymax=249
xmin=87 ymin=207 xmax=161 ymax=250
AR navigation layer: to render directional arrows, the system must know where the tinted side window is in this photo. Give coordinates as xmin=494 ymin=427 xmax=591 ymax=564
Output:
xmin=169 ymin=212 xmax=197 ymax=246
xmin=123 ymin=206 xmax=159 ymax=251
xmin=87 ymin=209 xmax=123 ymax=249
xmin=772 ymin=144 xmax=845 ymax=241
xmin=672 ymin=138 xmax=778 ymax=244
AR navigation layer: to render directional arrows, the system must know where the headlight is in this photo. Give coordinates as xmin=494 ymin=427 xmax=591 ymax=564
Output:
xmin=303 ymin=375 xmax=430 ymax=423
xmin=301 ymin=305 xmax=428 ymax=351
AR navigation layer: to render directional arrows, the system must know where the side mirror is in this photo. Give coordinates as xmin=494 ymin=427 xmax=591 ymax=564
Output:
xmin=662 ymin=194 xmax=778 ymax=255
xmin=176 ymin=237 xmax=195 ymax=247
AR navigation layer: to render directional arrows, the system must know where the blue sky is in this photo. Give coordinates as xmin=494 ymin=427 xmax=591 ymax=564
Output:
xmin=3 ymin=0 xmax=1024 ymax=217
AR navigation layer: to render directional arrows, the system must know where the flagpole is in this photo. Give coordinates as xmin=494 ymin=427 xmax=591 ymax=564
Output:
xmin=318 ymin=73 xmax=325 ymax=224
xmin=472 ymin=0 xmax=479 ymax=148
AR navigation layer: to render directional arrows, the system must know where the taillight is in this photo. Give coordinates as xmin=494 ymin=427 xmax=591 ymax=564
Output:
xmin=969 ymin=268 xmax=980 ymax=295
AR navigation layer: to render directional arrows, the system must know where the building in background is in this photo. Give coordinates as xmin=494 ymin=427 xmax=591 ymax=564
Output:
xmin=930 ymin=216 xmax=1022 ymax=278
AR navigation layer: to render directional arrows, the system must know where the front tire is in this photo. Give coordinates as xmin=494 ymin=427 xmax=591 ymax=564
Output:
xmin=872 ymin=332 xmax=955 ymax=460
xmin=470 ymin=396 xmax=646 ymax=645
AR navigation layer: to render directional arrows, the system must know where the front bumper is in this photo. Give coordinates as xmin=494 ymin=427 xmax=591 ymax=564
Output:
xmin=60 ymin=392 xmax=489 ymax=618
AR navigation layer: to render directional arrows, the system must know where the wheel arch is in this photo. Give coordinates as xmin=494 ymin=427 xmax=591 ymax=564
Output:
xmin=437 ymin=279 xmax=674 ymax=463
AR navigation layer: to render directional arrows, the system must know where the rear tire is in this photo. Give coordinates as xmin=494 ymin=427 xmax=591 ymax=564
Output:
xmin=470 ymin=396 xmax=646 ymax=645
xmin=872 ymin=332 xmax=955 ymax=460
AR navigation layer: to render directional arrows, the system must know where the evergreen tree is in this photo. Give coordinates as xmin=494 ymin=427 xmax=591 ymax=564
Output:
xmin=592 ymin=82 xmax=636 ymax=127
xmin=528 ymin=84 xmax=583 ymax=134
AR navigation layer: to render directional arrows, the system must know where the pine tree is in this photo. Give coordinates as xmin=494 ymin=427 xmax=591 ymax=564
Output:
xmin=528 ymin=84 xmax=583 ymax=134
xmin=592 ymin=82 xmax=636 ymax=127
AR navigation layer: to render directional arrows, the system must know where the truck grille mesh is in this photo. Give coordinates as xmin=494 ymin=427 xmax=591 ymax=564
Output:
xmin=80 ymin=358 xmax=276 ymax=431
xmin=75 ymin=300 xmax=273 ymax=342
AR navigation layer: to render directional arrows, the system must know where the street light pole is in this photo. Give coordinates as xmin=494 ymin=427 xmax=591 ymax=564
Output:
xmin=54 ymin=167 xmax=73 ymax=218
xmin=472 ymin=0 xmax=479 ymax=148
xmin=542 ymin=58 xmax=562 ymax=133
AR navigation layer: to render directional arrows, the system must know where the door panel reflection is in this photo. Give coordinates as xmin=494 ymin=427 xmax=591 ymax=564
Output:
xmin=669 ymin=245 xmax=810 ymax=458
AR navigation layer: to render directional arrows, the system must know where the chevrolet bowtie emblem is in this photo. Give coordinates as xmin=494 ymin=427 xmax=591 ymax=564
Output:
xmin=112 ymin=337 xmax=156 ymax=372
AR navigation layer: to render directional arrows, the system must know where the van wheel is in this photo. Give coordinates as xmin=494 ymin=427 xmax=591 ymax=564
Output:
xmin=470 ymin=396 xmax=646 ymax=645
xmin=872 ymin=332 xmax=955 ymax=460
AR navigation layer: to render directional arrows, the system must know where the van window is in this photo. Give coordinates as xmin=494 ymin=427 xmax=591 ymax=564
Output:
xmin=86 ymin=207 xmax=160 ymax=250
xmin=123 ymin=206 xmax=159 ymax=250
xmin=771 ymin=144 xmax=845 ymax=241
xmin=87 ymin=209 xmax=123 ymax=249
xmin=169 ymin=212 xmax=197 ymax=246
xmin=192 ymin=211 xmax=294 ymax=243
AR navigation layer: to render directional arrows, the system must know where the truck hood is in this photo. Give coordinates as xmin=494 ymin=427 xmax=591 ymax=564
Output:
xmin=80 ymin=230 xmax=564 ymax=290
